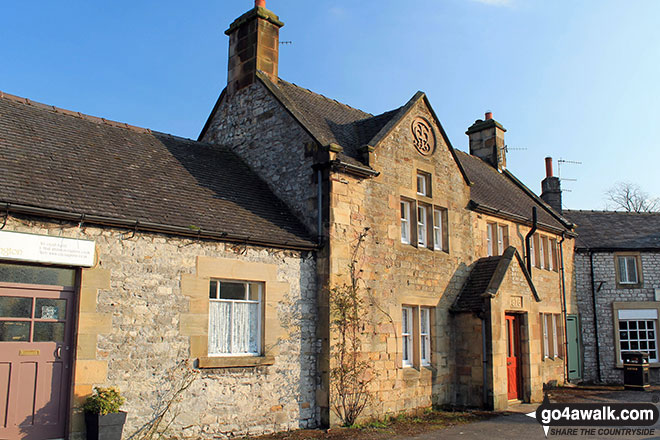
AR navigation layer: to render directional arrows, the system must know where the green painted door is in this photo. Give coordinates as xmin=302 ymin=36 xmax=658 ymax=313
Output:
xmin=566 ymin=315 xmax=581 ymax=381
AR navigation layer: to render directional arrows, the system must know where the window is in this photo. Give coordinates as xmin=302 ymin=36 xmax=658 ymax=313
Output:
xmin=416 ymin=172 xmax=431 ymax=197
xmin=549 ymin=238 xmax=557 ymax=271
xmin=487 ymin=222 xmax=508 ymax=256
xmin=420 ymin=308 xmax=431 ymax=365
xmin=497 ymin=225 xmax=508 ymax=255
xmin=530 ymin=235 xmax=536 ymax=267
xmin=402 ymin=306 xmax=413 ymax=367
xmin=538 ymin=235 xmax=545 ymax=269
xmin=208 ymin=280 xmax=262 ymax=356
xmin=433 ymin=208 xmax=447 ymax=252
xmin=617 ymin=255 xmax=640 ymax=285
xmin=617 ymin=308 xmax=658 ymax=363
xmin=400 ymin=200 xmax=411 ymax=244
xmin=541 ymin=313 xmax=563 ymax=359
xmin=417 ymin=205 xmax=428 ymax=247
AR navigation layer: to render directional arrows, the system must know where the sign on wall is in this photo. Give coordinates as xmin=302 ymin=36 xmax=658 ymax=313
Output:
xmin=0 ymin=230 xmax=95 ymax=267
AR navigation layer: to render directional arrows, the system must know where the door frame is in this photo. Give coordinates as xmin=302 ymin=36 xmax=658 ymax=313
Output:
xmin=505 ymin=313 xmax=523 ymax=401
xmin=0 ymin=267 xmax=80 ymax=440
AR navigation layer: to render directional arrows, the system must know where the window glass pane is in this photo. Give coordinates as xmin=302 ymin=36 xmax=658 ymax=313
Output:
xmin=209 ymin=301 xmax=232 ymax=354
xmin=0 ymin=321 xmax=30 ymax=341
xmin=421 ymin=309 xmax=428 ymax=333
xmin=626 ymin=258 xmax=638 ymax=283
xmin=209 ymin=280 xmax=218 ymax=299
xmin=620 ymin=321 xmax=628 ymax=330
xmin=248 ymin=283 xmax=260 ymax=301
xmin=0 ymin=263 xmax=75 ymax=287
xmin=35 ymin=299 xmax=66 ymax=320
xmin=33 ymin=322 xmax=65 ymax=342
xmin=219 ymin=282 xmax=246 ymax=300
xmin=0 ymin=296 xmax=32 ymax=318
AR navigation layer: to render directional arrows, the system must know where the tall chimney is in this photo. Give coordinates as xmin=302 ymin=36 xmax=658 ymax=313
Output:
xmin=541 ymin=157 xmax=562 ymax=213
xmin=466 ymin=112 xmax=507 ymax=171
xmin=225 ymin=1 xmax=284 ymax=95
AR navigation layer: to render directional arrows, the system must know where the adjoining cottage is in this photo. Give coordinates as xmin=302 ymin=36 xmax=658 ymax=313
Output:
xmin=564 ymin=210 xmax=660 ymax=384
xmin=0 ymin=1 xmax=583 ymax=439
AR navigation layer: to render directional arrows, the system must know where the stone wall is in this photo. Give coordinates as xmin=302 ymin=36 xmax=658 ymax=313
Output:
xmin=575 ymin=251 xmax=660 ymax=384
xmin=3 ymin=215 xmax=318 ymax=439
xmin=202 ymin=82 xmax=319 ymax=235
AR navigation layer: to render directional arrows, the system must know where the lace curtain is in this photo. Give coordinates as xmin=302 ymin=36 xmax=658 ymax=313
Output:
xmin=209 ymin=301 xmax=259 ymax=355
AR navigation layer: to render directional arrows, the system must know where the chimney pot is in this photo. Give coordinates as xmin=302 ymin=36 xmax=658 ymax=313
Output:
xmin=545 ymin=157 xmax=553 ymax=178
xmin=485 ymin=111 xmax=493 ymax=120
xmin=255 ymin=0 xmax=266 ymax=7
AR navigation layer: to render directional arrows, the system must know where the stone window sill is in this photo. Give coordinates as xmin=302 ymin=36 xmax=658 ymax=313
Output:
xmin=198 ymin=355 xmax=275 ymax=369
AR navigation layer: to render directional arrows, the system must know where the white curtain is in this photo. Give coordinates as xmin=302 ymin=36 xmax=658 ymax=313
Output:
xmin=209 ymin=301 xmax=259 ymax=355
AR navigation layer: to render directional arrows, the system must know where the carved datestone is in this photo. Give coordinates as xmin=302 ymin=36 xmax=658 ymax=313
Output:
xmin=411 ymin=117 xmax=435 ymax=156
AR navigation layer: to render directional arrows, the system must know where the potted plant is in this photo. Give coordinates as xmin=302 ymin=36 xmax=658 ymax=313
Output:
xmin=82 ymin=387 xmax=127 ymax=440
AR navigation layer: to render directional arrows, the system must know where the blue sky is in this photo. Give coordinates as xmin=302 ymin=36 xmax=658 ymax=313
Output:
xmin=1 ymin=1 xmax=658 ymax=210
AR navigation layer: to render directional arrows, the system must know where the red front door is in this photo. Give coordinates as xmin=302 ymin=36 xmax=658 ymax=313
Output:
xmin=0 ymin=283 xmax=74 ymax=440
xmin=506 ymin=314 xmax=521 ymax=400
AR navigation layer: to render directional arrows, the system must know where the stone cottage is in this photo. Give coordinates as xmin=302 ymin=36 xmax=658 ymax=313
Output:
xmin=0 ymin=1 xmax=581 ymax=439
xmin=564 ymin=210 xmax=660 ymax=384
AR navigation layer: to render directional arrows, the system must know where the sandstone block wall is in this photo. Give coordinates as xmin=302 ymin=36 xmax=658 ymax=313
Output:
xmin=575 ymin=251 xmax=660 ymax=384
xmin=4 ymin=215 xmax=319 ymax=439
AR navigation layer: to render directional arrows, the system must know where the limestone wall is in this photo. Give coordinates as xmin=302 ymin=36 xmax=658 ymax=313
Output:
xmin=3 ymin=215 xmax=318 ymax=439
xmin=575 ymin=251 xmax=660 ymax=384
xmin=201 ymin=82 xmax=319 ymax=235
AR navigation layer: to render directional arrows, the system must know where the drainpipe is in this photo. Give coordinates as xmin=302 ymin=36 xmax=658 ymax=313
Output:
xmin=559 ymin=232 xmax=568 ymax=383
xmin=525 ymin=207 xmax=538 ymax=273
xmin=481 ymin=313 xmax=489 ymax=408
xmin=589 ymin=251 xmax=602 ymax=383
xmin=317 ymin=168 xmax=323 ymax=244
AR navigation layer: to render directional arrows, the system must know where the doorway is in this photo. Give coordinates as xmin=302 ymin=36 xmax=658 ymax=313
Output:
xmin=0 ymin=280 xmax=75 ymax=440
xmin=505 ymin=314 xmax=522 ymax=400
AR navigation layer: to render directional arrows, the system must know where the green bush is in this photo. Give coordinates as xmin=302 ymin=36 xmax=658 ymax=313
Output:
xmin=82 ymin=387 xmax=125 ymax=415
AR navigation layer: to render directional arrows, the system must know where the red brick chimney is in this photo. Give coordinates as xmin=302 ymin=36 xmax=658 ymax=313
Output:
xmin=466 ymin=112 xmax=507 ymax=171
xmin=225 ymin=1 xmax=284 ymax=95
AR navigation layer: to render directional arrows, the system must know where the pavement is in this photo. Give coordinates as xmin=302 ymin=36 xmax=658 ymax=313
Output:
xmin=400 ymin=387 xmax=660 ymax=440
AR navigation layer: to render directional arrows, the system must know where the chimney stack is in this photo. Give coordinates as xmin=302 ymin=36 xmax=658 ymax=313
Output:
xmin=466 ymin=112 xmax=507 ymax=171
xmin=540 ymin=157 xmax=562 ymax=213
xmin=225 ymin=1 xmax=284 ymax=95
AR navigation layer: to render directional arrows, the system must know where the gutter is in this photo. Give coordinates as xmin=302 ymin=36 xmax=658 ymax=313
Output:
xmin=469 ymin=201 xmax=575 ymax=237
xmin=0 ymin=202 xmax=318 ymax=252
xmin=330 ymin=159 xmax=380 ymax=178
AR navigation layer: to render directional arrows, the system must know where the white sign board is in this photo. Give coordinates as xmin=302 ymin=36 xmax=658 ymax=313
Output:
xmin=0 ymin=230 xmax=95 ymax=267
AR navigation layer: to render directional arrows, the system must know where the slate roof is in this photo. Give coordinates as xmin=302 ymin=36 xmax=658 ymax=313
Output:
xmin=255 ymin=73 xmax=401 ymax=168
xmin=0 ymin=91 xmax=315 ymax=249
xmin=451 ymin=255 xmax=503 ymax=313
xmin=454 ymin=150 xmax=571 ymax=232
xmin=563 ymin=210 xmax=660 ymax=251
xmin=452 ymin=247 xmax=539 ymax=313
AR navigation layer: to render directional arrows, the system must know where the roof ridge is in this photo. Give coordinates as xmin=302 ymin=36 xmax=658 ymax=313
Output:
xmin=0 ymin=89 xmax=195 ymax=141
xmin=565 ymin=209 xmax=660 ymax=215
xmin=277 ymin=77 xmax=373 ymax=118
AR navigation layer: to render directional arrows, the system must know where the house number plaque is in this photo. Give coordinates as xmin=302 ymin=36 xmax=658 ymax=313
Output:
xmin=510 ymin=296 xmax=523 ymax=308
xmin=411 ymin=117 xmax=435 ymax=156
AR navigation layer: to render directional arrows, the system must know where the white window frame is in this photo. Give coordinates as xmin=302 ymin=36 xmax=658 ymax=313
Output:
xmin=402 ymin=306 xmax=413 ymax=367
xmin=487 ymin=223 xmax=495 ymax=257
xmin=400 ymin=200 xmax=411 ymax=244
xmin=549 ymin=238 xmax=556 ymax=271
xmin=530 ymin=235 xmax=536 ymax=267
xmin=433 ymin=208 xmax=443 ymax=251
xmin=617 ymin=308 xmax=658 ymax=363
xmin=618 ymin=255 xmax=639 ymax=285
xmin=208 ymin=280 xmax=263 ymax=357
xmin=542 ymin=313 xmax=550 ymax=358
xmin=417 ymin=205 xmax=427 ymax=247
xmin=416 ymin=172 xmax=429 ymax=196
xmin=538 ymin=235 xmax=546 ymax=269
xmin=552 ymin=314 xmax=559 ymax=358
xmin=420 ymin=307 xmax=431 ymax=366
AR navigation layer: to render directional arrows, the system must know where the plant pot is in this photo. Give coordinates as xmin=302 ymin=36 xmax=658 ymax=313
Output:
xmin=84 ymin=411 xmax=127 ymax=440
